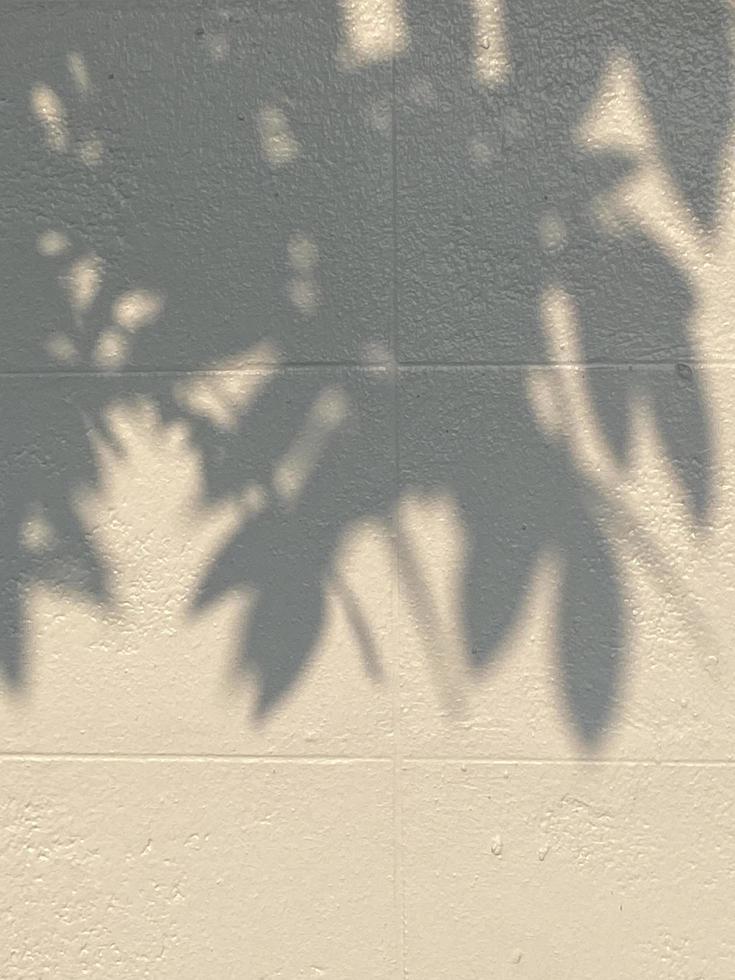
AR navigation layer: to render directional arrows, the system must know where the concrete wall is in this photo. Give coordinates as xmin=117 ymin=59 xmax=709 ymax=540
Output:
xmin=2 ymin=0 xmax=735 ymax=975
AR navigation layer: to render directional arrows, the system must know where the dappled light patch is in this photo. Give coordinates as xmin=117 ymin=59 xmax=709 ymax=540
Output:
xmin=2 ymin=0 xmax=731 ymax=750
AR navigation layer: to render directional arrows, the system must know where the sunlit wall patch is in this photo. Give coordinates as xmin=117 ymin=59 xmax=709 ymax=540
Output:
xmin=337 ymin=0 xmax=407 ymax=68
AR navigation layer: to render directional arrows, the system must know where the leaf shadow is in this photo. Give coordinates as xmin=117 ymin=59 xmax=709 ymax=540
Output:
xmin=0 ymin=0 xmax=730 ymax=745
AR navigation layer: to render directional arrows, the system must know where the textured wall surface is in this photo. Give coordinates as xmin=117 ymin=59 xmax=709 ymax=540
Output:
xmin=2 ymin=0 xmax=735 ymax=976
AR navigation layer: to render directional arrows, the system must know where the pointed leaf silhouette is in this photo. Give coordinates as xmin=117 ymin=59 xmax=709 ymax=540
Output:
xmin=558 ymin=497 xmax=624 ymax=744
xmin=464 ymin=500 xmax=545 ymax=670
xmin=626 ymin=0 xmax=733 ymax=228
xmin=244 ymin=572 xmax=327 ymax=717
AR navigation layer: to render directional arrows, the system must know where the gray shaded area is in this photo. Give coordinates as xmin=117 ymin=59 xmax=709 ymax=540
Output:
xmin=0 ymin=0 xmax=730 ymax=742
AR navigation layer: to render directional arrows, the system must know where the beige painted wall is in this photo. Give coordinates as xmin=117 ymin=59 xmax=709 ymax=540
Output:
xmin=2 ymin=0 xmax=735 ymax=976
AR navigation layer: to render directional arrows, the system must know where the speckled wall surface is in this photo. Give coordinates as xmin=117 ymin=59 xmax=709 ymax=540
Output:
xmin=2 ymin=1 xmax=735 ymax=976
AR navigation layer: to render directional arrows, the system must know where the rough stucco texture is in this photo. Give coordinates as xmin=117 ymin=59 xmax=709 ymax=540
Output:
xmin=2 ymin=0 xmax=735 ymax=976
